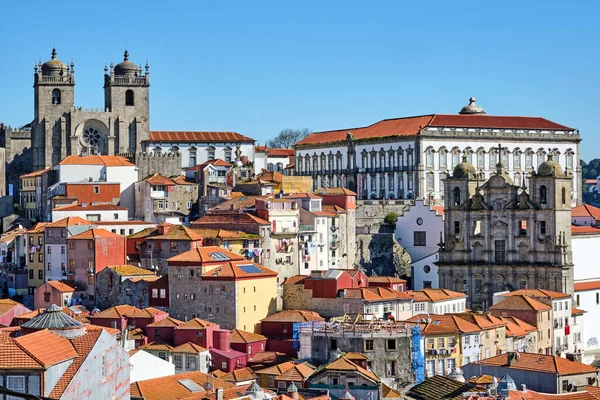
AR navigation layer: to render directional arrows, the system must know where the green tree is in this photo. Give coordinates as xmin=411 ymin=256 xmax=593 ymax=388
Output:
xmin=384 ymin=212 xmax=399 ymax=225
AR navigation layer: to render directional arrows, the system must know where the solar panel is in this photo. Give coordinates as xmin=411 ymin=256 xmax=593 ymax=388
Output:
xmin=178 ymin=379 xmax=204 ymax=393
xmin=238 ymin=264 xmax=263 ymax=274
xmin=209 ymin=252 xmax=230 ymax=261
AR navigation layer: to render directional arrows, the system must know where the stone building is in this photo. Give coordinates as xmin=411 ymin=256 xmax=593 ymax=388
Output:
xmin=31 ymin=49 xmax=150 ymax=170
xmin=297 ymin=320 xmax=413 ymax=387
xmin=294 ymin=98 xmax=581 ymax=205
xmin=95 ymin=265 xmax=159 ymax=310
xmin=436 ymin=150 xmax=574 ymax=310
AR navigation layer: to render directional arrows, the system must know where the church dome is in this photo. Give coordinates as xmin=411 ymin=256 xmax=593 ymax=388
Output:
xmin=41 ymin=48 xmax=68 ymax=76
xmin=459 ymin=97 xmax=486 ymax=115
xmin=114 ymin=50 xmax=139 ymax=76
xmin=453 ymin=156 xmax=477 ymax=179
xmin=537 ymin=154 xmax=565 ymax=177
xmin=22 ymin=303 xmax=86 ymax=338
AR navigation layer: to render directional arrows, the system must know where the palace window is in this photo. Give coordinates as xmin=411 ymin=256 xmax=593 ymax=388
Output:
xmin=513 ymin=151 xmax=521 ymax=169
xmin=477 ymin=151 xmax=485 ymax=169
xmin=439 ymin=149 xmax=447 ymax=168
xmin=451 ymin=151 xmax=460 ymax=168
xmin=52 ymin=89 xmax=61 ymax=105
xmin=426 ymin=151 xmax=434 ymax=168
xmin=189 ymin=149 xmax=197 ymax=167
xmin=495 ymin=240 xmax=506 ymax=263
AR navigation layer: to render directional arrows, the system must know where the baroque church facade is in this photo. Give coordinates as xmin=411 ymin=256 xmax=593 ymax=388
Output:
xmin=436 ymin=150 xmax=574 ymax=310
xmin=31 ymin=49 xmax=149 ymax=170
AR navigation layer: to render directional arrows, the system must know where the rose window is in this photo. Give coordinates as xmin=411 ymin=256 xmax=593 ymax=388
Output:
xmin=82 ymin=128 xmax=101 ymax=147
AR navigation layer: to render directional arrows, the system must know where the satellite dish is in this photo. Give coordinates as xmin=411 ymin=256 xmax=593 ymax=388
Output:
xmin=204 ymin=382 xmax=212 ymax=391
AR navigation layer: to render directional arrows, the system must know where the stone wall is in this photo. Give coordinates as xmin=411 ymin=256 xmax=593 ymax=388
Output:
xmin=0 ymin=125 xmax=32 ymax=196
xmin=356 ymin=233 xmax=411 ymax=278
xmin=118 ymin=152 xmax=182 ymax=180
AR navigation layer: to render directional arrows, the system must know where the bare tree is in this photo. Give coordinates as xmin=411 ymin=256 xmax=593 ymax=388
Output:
xmin=267 ymin=128 xmax=311 ymax=148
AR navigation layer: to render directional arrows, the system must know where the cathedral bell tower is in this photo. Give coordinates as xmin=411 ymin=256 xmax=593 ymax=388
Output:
xmin=103 ymin=50 xmax=150 ymax=153
xmin=32 ymin=48 xmax=75 ymax=169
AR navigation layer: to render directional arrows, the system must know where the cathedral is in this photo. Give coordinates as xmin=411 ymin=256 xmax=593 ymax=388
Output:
xmin=436 ymin=148 xmax=574 ymax=310
xmin=31 ymin=48 xmax=150 ymax=170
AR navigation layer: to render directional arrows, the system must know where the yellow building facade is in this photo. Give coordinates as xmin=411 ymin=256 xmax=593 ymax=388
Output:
xmin=235 ymin=275 xmax=278 ymax=333
xmin=422 ymin=324 xmax=462 ymax=377
xmin=25 ymin=223 xmax=47 ymax=293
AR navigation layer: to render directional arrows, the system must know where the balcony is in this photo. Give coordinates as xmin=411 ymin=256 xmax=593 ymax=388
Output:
xmin=299 ymin=225 xmax=315 ymax=232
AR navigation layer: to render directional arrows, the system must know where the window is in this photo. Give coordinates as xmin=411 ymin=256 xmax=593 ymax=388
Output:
xmin=173 ymin=354 xmax=183 ymax=369
xmin=170 ymin=241 xmax=177 ymax=252
xmin=268 ymin=376 xmax=275 ymax=387
xmin=387 ymin=339 xmax=396 ymax=350
xmin=414 ymin=231 xmax=426 ymax=246
xmin=38 ymin=270 xmax=43 ymax=279
xmin=278 ymin=382 xmax=287 ymax=389
xmin=495 ymin=240 xmax=506 ymax=263
xmin=101 ymin=353 xmax=107 ymax=378
xmin=513 ymin=153 xmax=521 ymax=169
xmin=540 ymin=221 xmax=546 ymax=235
xmin=47 ymin=246 xmax=51 ymax=254
xmin=454 ymin=221 xmax=460 ymax=234
xmin=387 ymin=360 xmax=396 ymax=377
xmin=426 ymin=152 xmax=434 ymax=168
xmin=38 ymin=253 xmax=43 ymax=263
xmin=426 ymin=360 xmax=435 ymax=376
xmin=93 ymin=186 xmax=100 ymax=194
xmin=525 ymin=152 xmax=533 ymax=168
xmin=44 ymin=292 xmax=51 ymax=302
xmin=159 ymin=352 xmax=168 ymax=360
xmin=540 ymin=185 xmax=547 ymax=204
xmin=61 ymin=246 xmax=65 ymax=254
xmin=562 ymin=380 xmax=568 ymax=392
xmin=562 ymin=187 xmax=567 ymax=205
xmin=52 ymin=88 xmax=61 ymax=104
xmin=186 ymin=355 xmax=197 ymax=370
xmin=437 ymin=338 xmax=445 ymax=348
xmin=160 ymin=289 xmax=166 ymax=298
xmin=365 ymin=339 xmax=374 ymax=351
xmin=47 ymin=262 xmax=52 ymax=270
xmin=125 ymin=89 xmax=135 ymax=106
xmin=6 ymin=375 xmax=25 ymax=394
xmin=453 ymin=187 xmax=461 ymax=206
xmin=330 ymin=338 xmax=337 ymax=350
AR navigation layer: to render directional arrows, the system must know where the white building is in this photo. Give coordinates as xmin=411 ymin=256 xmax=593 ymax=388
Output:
xmin=145 ymin=131 xmax=255 ymax=171
xmin=254 ymin=146 xmax=294 ymax=173
xmin=51 ymin=203 xmax=129 ymax=222
xmin=575 ymin=280 xmax=599 ymax=353
xmin=129 ymin=349 xmax=175 ymax=383
xmin=294 ymin=98 xmax=581 ymax=205
xmin=93 ymin=221 xmax=156 ymax=236
xmin=394 ymin=200 xmax=444 ymax=290
xmin=56 ymin=155 xmax=139 ymax=216
xmin=409 ymin=288 xmax=467 ymax=315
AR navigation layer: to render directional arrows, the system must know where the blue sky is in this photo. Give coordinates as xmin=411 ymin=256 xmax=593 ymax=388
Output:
xmin=1 ymin=1 xmax=598 ymax=160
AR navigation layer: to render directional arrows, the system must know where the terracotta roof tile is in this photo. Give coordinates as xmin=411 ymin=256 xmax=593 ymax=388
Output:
xmin=53 ymin=204 xmax=128 ymax=211
xmin=572 ymin=307 xmax=586 ymax=315
xmin=108 ymin=265 xmax=157 ymax=277
xmin=503 ymin=288 xmax=570 ymax=299
xmin=219 ymin=367 xmax=257 ymax=383
xmin=407 ymin=374 xmax=476 ymax=400
xmin=0 ymin=338 xmax=43 ymax=369
xmin=575 ymin=280 xmax=600 ymax=292
xmin=168 ymin=246 xmax=247 ymax=263
xmin=497 ymin=316 xmax=537 ymax=337
xmin=139 ymin=340 xmax=174 ymax=352
xmin=172 ymin=342 xmax=208 ymax=354
xmin=407 ymin=314 xmax=480 ymax=333
xmin=147 ymin=317 xmax=185 ymax=328
xmin=313 ymin=187 xmax=357 ymax=196
xmin=188 ymin=159 xmax=233 ymax=171
xmin=47 ymin=216 xmax=92 ymax=227
xmin=68 ymin=228 xmax=123 ymax=240
xmin=571 ymin=225 xmax=600 ymax=235
xmin=474 ymin=352 xmax=598 ymax=375
xmin=46 ymin=280 xmax=82 ymax=293
xmin=572 ymin=203 xmax=600 ymax=219
xmin=208 ymin=196 xmax=259 ymax=212
xmin=409 ymin=288 xmax=467 ymax=302
xmin=26 ymin=222 xmax=49 ymax=234
xmin=15 ymin=329 xmax=78 ymax=367
xmin=229 ymin=329 xmax=266 ymax=344
xmin=149 ymin=131 xmax=255 ymax=143
xmin=261 ymin=310 xmax=324 ymax=323
xmin=319 ymin=356 xmax=379 ymax=383
xmin=130 ymin=370 xmax=235 ymax=400
xmin=0 ymin=299 xmax=27 ymax=317
xmin=175 ymin=318 xmax=217 ymax=330
xmin=342 ymin=287 xmax=412 ymax=302
xmin=142 ymin=173 xmax=176 ymax=185
xmin=257 ymin=361 xmax=296 ymax=376
xmin=488 ymin=295 xmax=551 ymax=312
xmin=282 ymin=275 xmax=308 ymax=285
xmin=201 ymin=260 xmax=277 ymax=279
xmin=367 ymin=276 xmax=407 ymax=284
xmin=58 ymin=155 xmax=135 ymax=166
xmin=145 ymin=225 xmax=203 ymax=241
xmin=90 ymin=305 xmax=167 ymax=319
xmin=275 ymin=362 xmax=314 ymax=382
xmin=20 ymin=167 xmax=52 ymax=179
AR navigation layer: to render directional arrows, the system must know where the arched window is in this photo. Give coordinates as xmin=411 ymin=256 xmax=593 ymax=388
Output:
xmin=52 ymin=89 xmax=61 ymax=105
xmin=453 ymin=187 xmax=461 ymax=206
xmin=562 ymin=187 xmax=566 ymax=205
xmin=125 ymin=90 xmax=134 ymax=106
xmin=540 ymin=185 xmax=547 ymax=204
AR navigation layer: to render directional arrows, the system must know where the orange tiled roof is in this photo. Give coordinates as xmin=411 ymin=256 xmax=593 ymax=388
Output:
xmin=572 ymin=225 xmax=600 ymax=235
xmin=149 ymin=131 xmax=255 ymax=143
xmin=142 ymin=173 xmax=176 ymax=185
xmin=575 ymin=280 xmax=600 ymax=292
xmin=261 ymin=310 xmax=324 ymax=323
xmin=139 ymin=340 xmax=173 ymax=352
xmin=172 ymin=342 xmax=208 ymax=354
xmin=208 ymin=196 xmax=259 ymax=212
xmin=219 ymin=367 xmax=258 ymax=383
xmin=58 ymin=155 xmax=134 ymax=166
xmin=131 ymin=370 xmax=235 ymax=400
xmin=453 ymin=312 xmax=507 ymax=330
xmin=313 ymin=187 xmax=357 ymax=196
xmin=69 ymin=228 xmax=122 ymax=240
xmin=47 ymin=216 xmax=92 ymax=227
xmin=201 ymin=260 xmax=277 ymax=279
xmin=409 ymin=288 xmax=467 ymax=302
xmin=419 ymin=322 xmax=459 ymax=335
xmin=192 ymin=212 xmax=270 ymax=227
xmin=572 ymin=203 xmax=600 ymax=219
xmin=91 ymin=305 xmax=166 ymax=319
xmin=503 ymin=288 xmax=570 ymax=299
xmin=229 ymin=329 xmax=266 ymax=344
xmin=46 ymin=280 xmax=82 ymax=293
xmin=257 ymin=361 xmax=296 ymax=376
xmin=275 ymin=362 xmax=314 ymax=382
xmin=146 ymin=225 xmax=203 ymax=241
xmin=188 ymin=158 xmax=233 ymax=171
xmin=342 ymin=287 xmax=412 ymax=302
xmin=0 ymin=299 xmax=26 ymax=317
xmin=489 ymin=295 xmax=551 ymax=312
xmin=368 ymin=276 xmax=407 ymax=284
xmin=53 ymin=203 xmax=128 ymax=211
xmin=497 ymin=316 xmax=537 ymax=337
xmin=108 ymin=265 xmax=156 ymax=277
xmin=474 ymin=352 xmax=598 ymax=375
xmin=320 ymin=356 xmax=379 ymax=383
xmin=282 ymin=275 xmax=308 ymax=285
xmin=297 ymin=115 xmax=573 ymax=146
xmin=408 ymin=314 xmax=480 ymax=333
xmin=26 ymin=222 xmax=49 ymax=234
xmin=147 ymin=317 xmax=185 ymax=328
xmin=572 ymin=307 xmax=586 ymax=315
xmin=507 ymin=388 xmax=600 ymax=399
xmin=168 ymin=246 xmax=246 ymax=263
xmin=15 ymin=329 xmax=78 ymax=367
xmin=20 ymin=167 xmax=52 ymax=179
xmin=175 ymin=318 xmax=217 ymax=330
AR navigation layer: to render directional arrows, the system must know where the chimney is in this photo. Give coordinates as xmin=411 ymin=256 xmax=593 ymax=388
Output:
xmin=507 ymin=352 xmax=517 ymax=366
xmin=157 ymin=223 xmax=172 ymax=235
xmin=216 ymin=388 xmax=223 ymax=400
xmin=213 ymin=329 xmax=231 ymax=351
xmin=521 ymin=384 xmax=526 ymax=392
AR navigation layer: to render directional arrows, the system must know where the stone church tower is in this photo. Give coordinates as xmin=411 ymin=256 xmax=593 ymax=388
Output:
xmin=32 ymin=49 xmax=149 ymax=170
xmin=436 ymin=146 xmax=573 ymax=310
